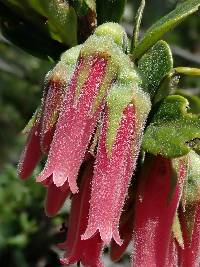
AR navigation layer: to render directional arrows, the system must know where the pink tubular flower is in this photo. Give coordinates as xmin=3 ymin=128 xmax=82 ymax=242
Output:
xmin=60 ymin=159 xmax=104 ymax=267
xmin=82 ymin=68 xmax=151 ymax=244
xmin=36 ymin=54 xmax=109 ymax=192
xmin=132 ymin=155 xmax=187 ymax=267
xmin=82 ymin=104 xmax=135 ymax=245
xmin=17 ymin=46 xmax=81 ymax=180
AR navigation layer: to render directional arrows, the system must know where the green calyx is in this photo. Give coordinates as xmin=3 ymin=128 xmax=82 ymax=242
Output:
xmin=79 ymin=28 xmax=133 ymax=113
xmin=106 ymin=59 xmax=151 ymax=155
xmin=142 ymin=95 xmax=200 ymax=158
xmin=94 ymin=22 xmax=129 ymax=53
xmin=46 ymin=45 xmax=82 ymax=87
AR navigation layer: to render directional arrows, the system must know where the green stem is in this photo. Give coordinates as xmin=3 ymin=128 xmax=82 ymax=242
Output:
xmin=131 ymin=0 xmax=145 ymax=54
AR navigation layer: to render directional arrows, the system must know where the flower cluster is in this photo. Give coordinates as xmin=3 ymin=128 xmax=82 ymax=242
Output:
xmin=18 ymin=23 xmax=200 ymax=266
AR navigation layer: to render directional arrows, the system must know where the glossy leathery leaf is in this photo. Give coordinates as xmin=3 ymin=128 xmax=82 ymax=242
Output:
xmin=26 ymin=0 xmax=78 ymax=46
xmin=133 ymin=0 xmax=200 ymax=59
xmin=138 ymin=40 xmax=173 ymax=98
xmin=45 ymin=0 xmax=78 ymax=46
xmin=71 ymin=0 xmax=96 ymax=16
xmin=0 ymin=2 xmax=67 ymax=59
xmin=142 ymin=95 xmax=200 ymax=158
xmin=96 ymin=0 xmax=126 ymax=25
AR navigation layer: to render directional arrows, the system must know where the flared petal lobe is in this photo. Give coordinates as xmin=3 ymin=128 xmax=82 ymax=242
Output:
xmin=60 ymin=159 xmax=104 ymax=267
xmin=132 ymin=156 xmax=187 ymax=267
xmin=110 ymin=186 xmax=135 ymax=261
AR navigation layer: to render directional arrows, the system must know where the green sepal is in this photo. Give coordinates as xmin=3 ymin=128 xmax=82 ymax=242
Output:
xmin=181 ymin=151 xmax=200 ymax=241
xmin=142 ymin=95 xmax=200 ymax=158
xmin=181 ymin=204 xmax=196 ymax=242
xmin=96 ymin=0 xmax=126 ymax=25
xmin=94 ymin=23 xmax=129 ymax=52
xmin=185 ymin=151 xmax=200 ymax=205
xmin=138 ymin=40 xmax=173 ymax=99
xmin=133 ymin=0 xmax=200 ymax=59
xmin=172 ymin=212 xmax=184 ymax=248
xmin=22 ymin=109 xmax=40 ymax=135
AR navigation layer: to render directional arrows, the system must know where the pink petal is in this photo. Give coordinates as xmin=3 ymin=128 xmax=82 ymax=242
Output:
xmin=110 ymin=187 xmax=135 ymax=261
xmin=82 ymin=104 xmax=136 ymax=245
xmin=17 ymin=122 xmax=41 ymax=179
xmin=37 ymin=56 xmax=108 ymax=193
xmin=60 ymin=159 xmax=104 ymax=267
xmin=132 ymin=156 xmax=186 ymax=267
xmin=45 ymin=177 xmax=71 ymax=217
xmin=166 ymin=237 xmax=179 ymax=267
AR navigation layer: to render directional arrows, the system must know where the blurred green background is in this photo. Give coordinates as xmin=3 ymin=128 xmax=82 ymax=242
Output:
xmin=0 ymin=1 xmax=200 ymax=266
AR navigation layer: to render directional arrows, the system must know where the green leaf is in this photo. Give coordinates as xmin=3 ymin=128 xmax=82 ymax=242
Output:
xmin=0 ymin=2 xmax=67 ymax=59
xmin=138 ymin=40 xmax=173 ymax=98
xmin=43 ymin=0 xmax=78 ymax=46
xmin=142 ymin=95 xmax=200 ymax=157
xmin=72 ymin=0 xmax=96 ymax=16
xmin=176 ymin=90 xmax=200 ymax=114
xmin=133 ymin=0 xmax=200 ymax=59
xmin=96 ymin=0 xmax=126 ymax=25
xmin=175 ymin=67 xmax=200 ymax=76
xmin=153 ymin=72 xmax=178 ymax=104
